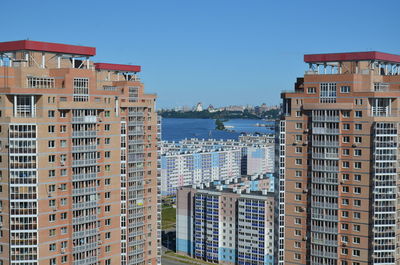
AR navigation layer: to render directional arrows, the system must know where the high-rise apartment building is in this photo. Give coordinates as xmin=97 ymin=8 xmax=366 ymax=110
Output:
xmin=279 ymin=51 xmax=400 ymax=265
xmin=0 ymin=40 xmax=160 ymax=265
xmin=176 ymin=174 xmax=275 ymax=265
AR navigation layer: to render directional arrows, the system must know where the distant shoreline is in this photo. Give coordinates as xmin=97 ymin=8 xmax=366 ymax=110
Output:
xmin=159 ymin=110 xmax=279 ymax=120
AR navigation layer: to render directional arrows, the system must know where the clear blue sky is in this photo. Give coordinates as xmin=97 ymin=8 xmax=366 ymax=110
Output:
xmin=2 ymin=0 xmax=400 ymax=108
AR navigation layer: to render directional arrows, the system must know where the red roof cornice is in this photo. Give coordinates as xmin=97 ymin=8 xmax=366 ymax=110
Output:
xmin=0 ymin=40 xmax=96 ymax=56
xmin=304 ymin=51 xmax=400 ymax=64
xmin=94 ymin=63 xmax=141 ymax=72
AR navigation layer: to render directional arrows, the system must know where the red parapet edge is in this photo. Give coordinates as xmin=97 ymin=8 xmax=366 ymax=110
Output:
xmin=0 ymin=40 xmax=96 ymax=56
xmin=94 ymin=63 xmax=141 ymax=72
xmin=304 ymin=51 xmax=400 ymax=64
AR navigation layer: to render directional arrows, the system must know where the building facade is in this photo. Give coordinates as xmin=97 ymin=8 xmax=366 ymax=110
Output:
xmin=279 ymin=51 xmax=400 ymax=265
xmin=176 ymin=176 xmax=275 ymax=265
xmin=160 ymin=146 xmax=241 ymax=196
xmin=0 ymin=40 xmax=160 ymax=265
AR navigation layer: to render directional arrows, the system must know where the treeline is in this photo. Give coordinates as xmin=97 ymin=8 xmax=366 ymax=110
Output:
xmin=159 ymin=110 xmax=280 ymax=119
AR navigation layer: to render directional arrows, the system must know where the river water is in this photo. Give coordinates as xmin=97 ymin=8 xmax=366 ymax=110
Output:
xmin=161 ymin=118 xmax=275 ymax=141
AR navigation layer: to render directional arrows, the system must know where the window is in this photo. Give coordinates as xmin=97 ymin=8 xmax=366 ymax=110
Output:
xmin=296 ymin=123 xmax=302 ymax=129
xmin=105 ymin=138 xmax=110 ymax=144
xmin=295 ymin=182 xmax=302 ymax=189
xmin=341 ymin=86 xmax=350 ymax=93
xmin=353 ymin=237 xmax=360 ymax=244
xmin=294 ymin=253 xmax=301 ymax=260
xmin=320 ymin=83 xmax=337 ymax=103
xmin=48 ymin=140 xmax=55 ymax=148
xmin=105 ymin=178 xmax=111 ymax=185
xmin=355 ymin=111 xmax=362 ymax=117
xmin=342 ymin=186 xmax=349 ymax=193
xmin=60 ymin=212 xmax=67 ymax=220
xmin=50 ymin=258 xmax=56 ymax=265
xmin=49 ymin=243 xmax=56 ymax=251
xmin=61 ymin=227 xmax=67 ymax=234
xmin=295 ymin=135 xmax=302 ymax=141
xmin=60 ymin=125 xmax=67 ymax=132
xmin=354 ymin=162 xmax=361 ymax=169
xmin=354 ymin=212 xmax=361 ymax=219
xmin=296 ymin=111 xmax=301 ymax=117
xmin=354 ymin=149 xmax=361 ymax=156
xmin=295 ymin=159 xmax=302 ymax=165
xmin=295 ymin=171 xmax=302 ymax=177
xmin=342 ymin=136 xmax=350 ymax=143
xmin=295 ymin=147 xmax=302 ymax=153
xmin=60 ymin=110 xmax=67 ymax=118
xmin=355 ymin=137 xmax=362 ymax=143
xmin=105 ymin=165 xmax=111 ymax=171
xmin=294 ymin=241 xmax=301 ymax=248
xmin=105 ymin=232 xmax=111 ymax=239
xmin=353 ymin=250 xmax=360 ymax=257
xmin=342 ymin=174 xmax=349 ymax=181
xmin=307 ymin=87 xmax=316 ymax=94
xmin=105 ymin=111 xmax=110 ymax=117
xmin=105 ymin=219 xmax=111 ymax=226
xmin=354 ymin=175 xmax=361 ymax=181
xmin=354 ymin=187 xmax=361 ymax=194
xmin=341 ymin=248 xmax=348 ymax=255
xmin=73 ymin=78 xmax=89 ymax=102
xmin=48 ymin=185 xmax=56 ymax=192
xmin=342 ymin=211 xmax=349 ymax=218
xmin=27 ymin=76 xmax=55 ymax=88
xmin=343 ymin=124 xmax=350 ymax=130
xmin=61 ymin=255 xmax=67 ymax=263
xmin=48 ymin=110 xmax=55 ymax=118
xmin=61 ymin=241 xmax=67 ymax=249
xmin=354 ymin=200 xmax=361 ymax=207
xmin=105 ymin=124 xmax=111 ymax=131
xmin=61 ymin=198 xmax=67 ymax=206
xmin=105 ymin=205 xmax=111 ymax=212
xmin=49 ymin=200 xmax=56 ymax=207
xmin=342 ymin=199 xmax=349 ymax=206
xmin=342 ymin=111 xmax=350 ymax=118
xmin=60 ymin=183 xmax=67 ymax=191
xmin=49 ymin=170 xmax=55 ymax=178
xmin=105 ymin=245 xmax=111 ymax=252
xmin=60 ymin=140 xmax=67 ymax=148
xmin=342 ymin=149 xmax=349 ymax=156
xmin=355 ymin=124 xmax=362 ymax=130
xmin=105 ymin=151 xmax=111 ymax=158
xmin=61 ymin=169 xmax=67 ymax=176
xmin=341 ymin=223 xmax=349 ymax=230
xmin=49 ymin=229 xmax=56 ymax=237
xmin=295 ymin=194 xmax=301 ymax=201
xmin=342 ymin=235 xmax=348 ymax=243
xmin=48 ymin=125 xmax=55 ymax=133
xmin=105 ymin=192 xmax=111 ymax=199
xmin=342 ymin=161 xmax=349 ymax=168
xmin=355 ymin=98 xmax=363 ymax=105
xmin=354 ymin=224 xmax=360 ymax=232
xmin=49 ymin=214 xmax=56 ymax=222
xmin=295 ymin=230 xmax=301 ymax=236
xmin=295 ymin=218 xmax=301 ymax=224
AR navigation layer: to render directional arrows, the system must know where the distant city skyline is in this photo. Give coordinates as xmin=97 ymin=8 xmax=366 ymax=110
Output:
xmin=2 ymin=0 xmax=400 ymax=108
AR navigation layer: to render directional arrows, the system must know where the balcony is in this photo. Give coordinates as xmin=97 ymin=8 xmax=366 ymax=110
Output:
xmin=72 ymin=172 xmax=97 ymax=181
xmin=311 ymin=189 xmax=338 ymax=197
xmin=72 ymin=145 xmax=97 ymax=153
xmin=72 ymin=214 xmax=98 ymax=225
xmin=72 ymin=228 xmax=98 ymax=239
xmin=312 ymin=128 xmax=339 ymax=135
xmin=311 ymin=201 xmax=338 ymax=209
xmin=312 ymin=153 xmax=339 ymax=160
xmin=312 ymin=141 xmax=339 ymax=147
xmin=72 ymin=200 xmax=97 ymax=210
xmin=72 ymin=116 xmax=97 ymax=123
xmin=72 ymin=159 xmax=97 ymax=167
xmin=312 ymin=116 xmax=339 ymax=122
xmin=72 ymin=130 xmax=97 ymax=138
xmin=72 ymin=186 xmax=97 ymax=196
xmin=312 ymin=164 xmax=339 ymax=172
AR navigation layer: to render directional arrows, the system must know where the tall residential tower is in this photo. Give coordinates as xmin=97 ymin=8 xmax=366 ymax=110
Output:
xmin=279 ymin=51 xmax=400 ymax=265
xmin=0 ymin=40 xmax=160 ymax=265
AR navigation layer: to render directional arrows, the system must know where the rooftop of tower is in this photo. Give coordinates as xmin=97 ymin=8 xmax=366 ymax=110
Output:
xmin=304 ymin=51 xmax=400 ymax=64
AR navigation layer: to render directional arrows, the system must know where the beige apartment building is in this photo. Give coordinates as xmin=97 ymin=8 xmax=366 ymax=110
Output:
xmin=278 ymin=51 xmax=400 ymax=265
xmin=0 ymin=40 xmax=160 ymax=265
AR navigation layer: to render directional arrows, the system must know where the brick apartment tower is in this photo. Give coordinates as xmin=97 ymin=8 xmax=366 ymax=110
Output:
xmin=278 ymin=52 xmax=400 ymax=265
xmin=0 ymin=40 xmax=160 ymax=265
